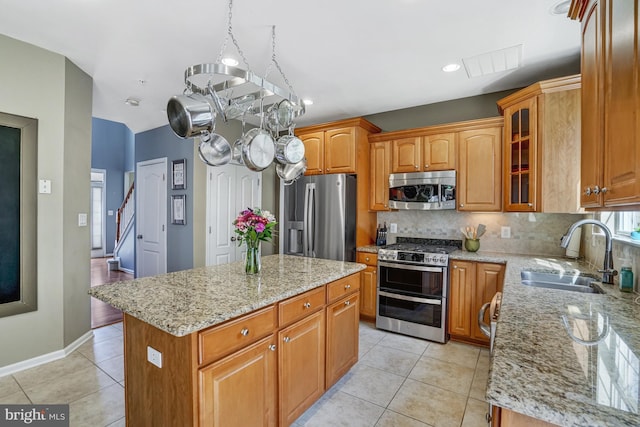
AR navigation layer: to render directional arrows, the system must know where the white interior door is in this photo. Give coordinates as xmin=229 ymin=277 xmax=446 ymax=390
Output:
xmin=206 ymin=164 xmax=261 ymax=266
xmin=136 ymin=158 xmax=167 ymax=277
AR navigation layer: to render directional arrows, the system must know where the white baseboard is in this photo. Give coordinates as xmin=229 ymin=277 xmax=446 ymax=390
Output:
xmin=0 ymin=330 xmax=94 ymax=378
xmin=119 ymin=267 xmax=134 ymax=274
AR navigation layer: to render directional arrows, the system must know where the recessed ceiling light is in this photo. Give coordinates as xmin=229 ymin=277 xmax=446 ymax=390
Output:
xmin=302 ymin=99 xmax=313 ymax=106
xmin=442 ymin=63 xmax=461 ymax=73
xmin=221 ymin=57 xmax=239 ymax=67
xmin=125 ymin=97 xmax=140 ymax=107
xmin=550 ymin=0 xmax=571 ymax=15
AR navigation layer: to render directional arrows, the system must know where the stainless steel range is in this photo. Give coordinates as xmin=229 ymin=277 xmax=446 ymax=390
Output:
xmin=376 ymin=238 xmax=462 ymax=343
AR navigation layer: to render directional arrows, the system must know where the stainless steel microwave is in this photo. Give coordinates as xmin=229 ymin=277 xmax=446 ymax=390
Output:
xmin=388 ymin=170 xmax=456 ymax=210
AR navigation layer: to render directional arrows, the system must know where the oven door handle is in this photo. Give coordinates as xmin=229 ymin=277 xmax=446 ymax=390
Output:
xmin=378 ymin=262 xmax=444 ymax=273
xmin=378 ymin=290 xmax=442 ymax=305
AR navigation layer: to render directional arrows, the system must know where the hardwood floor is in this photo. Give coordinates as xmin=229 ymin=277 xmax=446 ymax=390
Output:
xmin=91 ymin=257 xmax=132 ymax=328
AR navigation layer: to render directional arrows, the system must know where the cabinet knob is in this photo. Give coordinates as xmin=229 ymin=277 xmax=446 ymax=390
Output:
xmin=269 ymin=344 xmax=276 ymax=351
xmin=303 ymin=302 xmax=311 ymax=309
xmin=344 ymin=300 xmax=351 ymax=306
xmin=593 ymin=185 xmax=601 ymax=195
xmin=326 ymin=168 xmax=330 ymax=172
xmin=453 ymin=265 xmax=457 ymax=269
xmin=459 ymin=203 xmax=464 ymax=208
xmin=344 ymin=284 xmax=351 ymax=289
xmin=584 ymin=186 xmax=592 ymax=196
xmin=240 ymin=328 xmax=249 ymax=336
xmin=414 ymin=165 xmax=419 ymax=169
xmin=601 ymin=187 xmax=609 ymax=194
xmin=424 ymin=164 xmax=429 ymax=168
xmin=528 ymin=203 xmax=533 ymax=207
xmin=384 ymin=204 xmax=388 ymax=208
xmin=365 ymin=257 xmax=370 ymax=262
xmin=231 ymin=236 xmax=237 ymax=241
xmin=283 ymin=336 xmax=290 ymax=343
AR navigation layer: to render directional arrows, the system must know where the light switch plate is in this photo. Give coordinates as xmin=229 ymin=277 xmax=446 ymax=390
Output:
xmin=147 ymin=346 xmax=162 ymax=368
xmin=38 ymin=179 xmax=51 ymax=194
xmin=107 ymin=210 xmax=114 ymax=216
xmin=389 ymin=223 xmax=397 ymax=233
xmin=78 ymin=213 xmax=87 ymax=227
xmin=501 ymin=226 xmax=511 ymax=239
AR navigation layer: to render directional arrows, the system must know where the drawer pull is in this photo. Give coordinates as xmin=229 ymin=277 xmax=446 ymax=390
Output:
xmin=283 ymin=336 xmax=290 ymax=343
xmin=240 ymin=328 xmax=249 ymax=336
xmin=269 ymin=344 xmax=276 ymax=351
xmin=344 ymin=300 xmax=351 ymax=306
xmin=303 ymin=302 xmax=311 ymax=309
xmin=365 ymin=257 xmax=370 ymax=262
xmin=344 ymin=284 xmax=351 ymax=290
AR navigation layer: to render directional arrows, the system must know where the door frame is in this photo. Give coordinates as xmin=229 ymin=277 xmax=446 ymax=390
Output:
xmin=135 ymin=158 xmax=168 ymax=277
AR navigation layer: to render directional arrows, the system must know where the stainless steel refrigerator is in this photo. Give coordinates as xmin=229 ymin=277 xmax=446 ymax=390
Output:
xmin=282 ymin=174 xmax=357 ymax=262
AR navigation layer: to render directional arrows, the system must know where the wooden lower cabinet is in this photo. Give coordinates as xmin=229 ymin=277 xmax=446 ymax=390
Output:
xmin=279 ymin=310 xmax=326 ymax=427
xmin=357 ymin=252 xmax=378 ymax=319
xmin=326 ymin=293 xmax=360 ymax=388
xmin=448 ymin=260 xmax=505 ymax=345
xmin=199 ymin=335 xmax=277 ymax=427
xmin=496 ymin=407 xmax=559 ymax=427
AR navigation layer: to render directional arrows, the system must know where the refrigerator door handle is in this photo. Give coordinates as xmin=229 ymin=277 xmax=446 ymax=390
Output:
xmin=303 ymin=183 xmax=316 ymax=257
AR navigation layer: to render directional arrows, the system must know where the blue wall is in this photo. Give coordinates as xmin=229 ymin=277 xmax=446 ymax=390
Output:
xmin=135 ymin=125 xmax=194 ymax=273
xmin=91 ymin=118 xmax=134 ymax=254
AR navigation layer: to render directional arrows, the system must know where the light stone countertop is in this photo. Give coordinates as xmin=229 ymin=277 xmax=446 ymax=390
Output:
xmin=89 ymin=254 xmax=365 ymax=337
xmin=357 ymin=246 xmax=640 ymax=426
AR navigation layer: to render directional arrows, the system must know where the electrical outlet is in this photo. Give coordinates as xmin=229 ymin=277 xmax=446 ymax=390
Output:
xmin=501 ymin=226 xmax=511 ymax=239
xmin=147 ymin=346 xmax=162 ymax=368
xmin=38 ymin=179 xmax=51 ymax=194
xmin=389 ymin=223 xmax=397 ymax=233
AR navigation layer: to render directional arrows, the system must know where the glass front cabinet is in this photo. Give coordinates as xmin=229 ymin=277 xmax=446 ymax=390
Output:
xmin=503 ymin=97 xmax=537 ymax=211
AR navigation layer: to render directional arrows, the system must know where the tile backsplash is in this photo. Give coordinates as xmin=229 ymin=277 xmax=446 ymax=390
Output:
xmin=377 ymin=211 xmax=584 ymax=257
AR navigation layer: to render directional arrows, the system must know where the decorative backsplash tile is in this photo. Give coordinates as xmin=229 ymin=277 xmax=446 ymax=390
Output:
xmin=376 ymin=211 xmax=584 ymax=256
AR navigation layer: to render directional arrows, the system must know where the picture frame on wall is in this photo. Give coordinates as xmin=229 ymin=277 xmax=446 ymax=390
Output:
xmin=171 ymin=159 xmax=186 ymax=190
xmin=171 ymin=194 xmax=186 ymax=225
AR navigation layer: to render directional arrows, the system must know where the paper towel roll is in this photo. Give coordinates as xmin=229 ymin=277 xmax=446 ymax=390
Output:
xmin=565 ymin=227 xmax=582 ymax=258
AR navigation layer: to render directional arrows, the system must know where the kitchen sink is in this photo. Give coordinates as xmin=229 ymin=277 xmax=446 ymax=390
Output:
xmin=521 ymin=270 xmax=603 ymax=294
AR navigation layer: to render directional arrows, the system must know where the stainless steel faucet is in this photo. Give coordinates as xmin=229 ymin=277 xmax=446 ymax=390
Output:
xmin=560 ymin=219 xmax=618 ymax=284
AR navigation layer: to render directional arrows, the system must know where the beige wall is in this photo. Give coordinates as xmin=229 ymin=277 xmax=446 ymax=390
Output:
xmin=0 ymin=34 xmax=92 ymax=367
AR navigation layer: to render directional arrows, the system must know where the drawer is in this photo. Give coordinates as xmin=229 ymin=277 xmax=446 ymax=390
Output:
xmin=279 ymin=287 xmax=326 ymax=327
xmin=198 ymin=305 xmax=277 ymax=366
xmin=327 ymin=273 xmax=360 ymax=304
xmin=357 ymin=252 xmax=378 ymax=266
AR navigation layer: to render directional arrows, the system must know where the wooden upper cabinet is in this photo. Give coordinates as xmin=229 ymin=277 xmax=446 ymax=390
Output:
xmin=324 ymin=127 xmax=356 ymax=174
xmin=369 ymin=141 xmax=391 ymax=211
xmin=299 ymin=131 xmax=324 ymax=175
xmin=391 ymin=137 xmax=421 ymax=173
xmin=570 ymin=0 xmax=640 ymax=208
xmin=423 ymin=133 xmax=456 ymax=171
xmin=457 ymin=127 xmax=502 ymax=211
xmin=498 ymin=75 xmax=582 ymax=213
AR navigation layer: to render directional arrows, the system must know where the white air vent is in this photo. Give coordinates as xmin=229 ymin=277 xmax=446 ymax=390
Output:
xmin=462 ymin=44 xmax=523 ymax=78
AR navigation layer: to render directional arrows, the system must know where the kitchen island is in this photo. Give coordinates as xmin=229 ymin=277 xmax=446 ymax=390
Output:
xmin=452 ymin=251 xmax=640 ymax=427
xmin=89 ymin=254 xmax=365 ymax=427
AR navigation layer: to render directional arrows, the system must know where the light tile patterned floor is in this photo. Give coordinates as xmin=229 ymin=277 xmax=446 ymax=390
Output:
xmin=0 ymin=321 xmax=490 ymax=427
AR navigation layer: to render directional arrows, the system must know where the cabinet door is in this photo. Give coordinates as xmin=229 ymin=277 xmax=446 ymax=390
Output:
xmin=423 ymin=133 xmax=456 ymax=171
xmin=326 ymin=293 xmax=359 ymax=388
xmin=471 ymin=263 xmax=505 ymax=343
xmin=370 ymin=141 xmax=391 ymax=210
xmin=324 ymin=127 xmax=356 ymax=174
xmin=391 ymin=137 xmax=421 ymax=173
xmin=279 ymin=310 xmax=326 ymax=427
xmin=458 ymin=127 xmax=502 ymax=211
xmin=360 ymin=265 xmax=377 ymax=318
xmin=504 ymin=98 xmax=537 ymax=211
xmin=199 ymin=335 xmax=277 ymax=427
xmin=580 ymin=0 xmax=604 ymax=208
xmin=448 ymin=260 xmax=474 ymax=338
xmin=300 ymin=132 xmax=324 ymax=175
xmin=602 ymin=0 xmax=640 ymax=206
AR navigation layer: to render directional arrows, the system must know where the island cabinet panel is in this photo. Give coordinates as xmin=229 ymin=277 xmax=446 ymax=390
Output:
xmin=199 ymin=335 xmax=277 ymax=427
xmin=123 ymin=314 xmax=198 ymax=427
xmin=279 ymin=310 xmax=326 ymax=427
xmin=326 ymin=292 xmax=360 ymax=388
xmin=356 ymin=252 xmax=378 ymax=319
xmin=496 ymin=407 xmax=559 ymax=427
xmin=327 ymin=273 xmax=360 ymax=303
xmin=471 ymin=263 xmax=505 ymax=343
xmin=198 ymin=305 xmax=277 ymax=366
xmin=279 ymin=286 xmax=325 ymax=327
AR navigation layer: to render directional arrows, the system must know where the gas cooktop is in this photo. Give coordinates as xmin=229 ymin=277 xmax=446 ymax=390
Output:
xmin=377 ymin=238 xmax=462 ymax=266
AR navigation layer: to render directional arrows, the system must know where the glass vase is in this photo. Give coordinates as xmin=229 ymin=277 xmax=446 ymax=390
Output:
xmin=245 ymin=240 xmax=261 ymax=274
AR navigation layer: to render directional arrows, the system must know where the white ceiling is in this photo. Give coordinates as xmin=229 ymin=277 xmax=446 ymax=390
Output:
xmin=0 ymin=0 xmax=580 ymax=134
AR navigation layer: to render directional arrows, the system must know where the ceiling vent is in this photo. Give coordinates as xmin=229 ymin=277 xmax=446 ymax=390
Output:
xmin=462 ymin=44 xmax=523 ymax=78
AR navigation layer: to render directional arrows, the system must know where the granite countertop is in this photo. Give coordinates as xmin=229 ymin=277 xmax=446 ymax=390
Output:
xmin=452 ymin=250 xmax=640 ymax=427
xmin=89 ymin=254 xmax=365 ymax=337
xmin=357 ymin=245 xmax=640 ymax=425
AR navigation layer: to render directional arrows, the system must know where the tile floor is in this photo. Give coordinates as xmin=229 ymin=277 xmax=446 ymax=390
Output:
xmin=0 ymin=321 xmax=490 ymax=427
